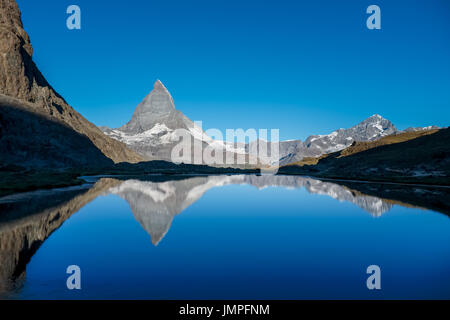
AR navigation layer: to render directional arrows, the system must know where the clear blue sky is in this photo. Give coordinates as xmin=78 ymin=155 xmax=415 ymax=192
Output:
xmin=17 ymin=0 xmax=450 ymax=140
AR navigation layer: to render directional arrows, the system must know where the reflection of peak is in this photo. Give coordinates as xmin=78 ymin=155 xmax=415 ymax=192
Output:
xmin=109 ymin=180 xmax=178 ymax=245
xmin=301 ymin=179 xmax=392 ymax=216
xmin=109 ymin=175 xmax=395 ymax=246
xmin=108 ymin=177 xmax=238 ymax=245
xmin=110 ymin=180 xmax=176 ymax=203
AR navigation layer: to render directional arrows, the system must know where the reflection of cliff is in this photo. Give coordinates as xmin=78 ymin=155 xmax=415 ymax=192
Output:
xmin=0 ymin=179 xmax=121 ymax=297
xmin=325 ymin=179 xmax=450 ymax=216
xmin=108 ymin=175 xmax=396 ymax=247
xmin=237 ymin=175 xmax=450 ymax=216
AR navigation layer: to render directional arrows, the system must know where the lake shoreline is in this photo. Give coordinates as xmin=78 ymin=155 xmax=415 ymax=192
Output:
xmin=1 ymin=168 xmax=449 ymax=200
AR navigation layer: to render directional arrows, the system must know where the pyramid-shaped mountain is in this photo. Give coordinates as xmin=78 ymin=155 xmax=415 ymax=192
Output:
xmin=120 ymin=80 xmax=194 ymax=134
xmin=102 ymin=80 xmax=249 ymax=164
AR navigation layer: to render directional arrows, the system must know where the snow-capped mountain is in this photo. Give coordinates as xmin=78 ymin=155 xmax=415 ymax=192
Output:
xmin=278 ymin=114 xmax=398 ymax=165
xmin=101 ymin=80 xmax=247 ymax=163
xmin=101 ymin=80 xmax=202 ymax=161
xmin=402 ymin=125 xmax=440 ymax=133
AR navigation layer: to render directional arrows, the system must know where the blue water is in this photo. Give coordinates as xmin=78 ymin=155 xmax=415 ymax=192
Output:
xmin=2 ymin=176 xmax=450 ymax=299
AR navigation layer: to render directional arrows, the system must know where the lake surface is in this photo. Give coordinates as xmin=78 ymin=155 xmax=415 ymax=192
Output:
xmin=0 ymin=174 xmax=449 ymax=299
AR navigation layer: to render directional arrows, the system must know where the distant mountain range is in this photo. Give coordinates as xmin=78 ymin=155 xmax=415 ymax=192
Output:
xmin=100 ymin=80 xmax=439 ymax=167
xmin=280 ymin=127 xmax=450 ymax=185
xmin=275 ymin=114 xmax=399 ymax=165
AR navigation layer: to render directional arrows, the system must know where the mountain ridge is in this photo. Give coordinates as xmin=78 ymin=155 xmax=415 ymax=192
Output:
xmin=102 ymin=80 xmax=407 ymax=167
xmin=280 ymin=127 xmax=450 ymax=185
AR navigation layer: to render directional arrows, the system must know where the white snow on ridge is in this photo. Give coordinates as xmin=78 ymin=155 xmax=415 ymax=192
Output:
xmin=104 ymin=123 xmax=178 ymax=145
xmin=373 ymin=124 xmax=383 ymax=131
xmin=105 ymin=122 xmax=248 ymax=154
xmin=149 ymin=123 xmax=171 ymax=135
xmin=110 ymin=180 xmax=176 ymax=203
xmin=328 ymin=131 xmax=338 ymax=138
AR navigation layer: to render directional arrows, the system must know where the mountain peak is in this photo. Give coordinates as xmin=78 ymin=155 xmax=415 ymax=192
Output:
xmin=369 ymin=114 xmax=385 ymax=120
xmin=153 ymin=79 xmax=168 ymax=92
xmin=352 ymin=115 xmax=397 ymax=141
xmin=118 ymin=80 xmax=192 ymax=135
xmin=359 ymin=114 xmax=393 ymax=127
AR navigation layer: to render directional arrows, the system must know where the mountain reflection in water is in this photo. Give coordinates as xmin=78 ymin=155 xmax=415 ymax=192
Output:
xmin=109 ymin=175 xmax=394 ymax=246
xmin=0 ymin=174 xmax=448 ymax=298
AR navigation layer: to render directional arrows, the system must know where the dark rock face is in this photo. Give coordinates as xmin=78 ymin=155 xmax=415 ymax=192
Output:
xmin=0 ymin=0 xmax=143 ymax=166
xmin=0 ymin=0 xmax=35 ymax=100
xmin=0 ymin=95 xmax=113 ymax=169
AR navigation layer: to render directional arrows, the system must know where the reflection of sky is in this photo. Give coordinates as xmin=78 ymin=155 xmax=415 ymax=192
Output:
xmin=18 ymin=184 xmax=450 ymax=299
xmin=16 ymin=0 xmax=450 ymax=140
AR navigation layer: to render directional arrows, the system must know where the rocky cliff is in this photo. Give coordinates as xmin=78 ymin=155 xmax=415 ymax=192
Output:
xmin=0 ymin=0 xmax=143 ymax=166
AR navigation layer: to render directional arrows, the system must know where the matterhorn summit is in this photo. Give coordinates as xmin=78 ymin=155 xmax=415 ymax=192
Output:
xmin=102 ymin=80 xmax=207 ymax=161
xmin=102 ymin=80 xmax=249 ymax=163
xmin=119 ymin=80 xmax=193 ymax=135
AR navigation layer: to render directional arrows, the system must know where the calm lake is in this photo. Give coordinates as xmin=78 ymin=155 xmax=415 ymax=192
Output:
xmin=0 ymin=174 xmax=449 ymax=299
